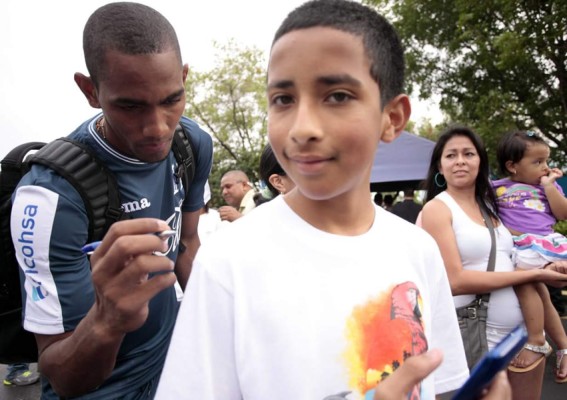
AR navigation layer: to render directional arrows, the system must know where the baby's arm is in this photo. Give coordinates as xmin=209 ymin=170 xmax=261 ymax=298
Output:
xmin=541 ymin=169 xmax=567 ymax=220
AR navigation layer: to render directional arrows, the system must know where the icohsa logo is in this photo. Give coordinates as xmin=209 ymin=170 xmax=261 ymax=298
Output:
xmin=16 ymin=203 xmax=48 ymax=302
xmin=32 ymin=281 xmax=48 ymax=301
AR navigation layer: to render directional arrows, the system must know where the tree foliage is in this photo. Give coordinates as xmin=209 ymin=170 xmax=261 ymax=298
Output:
xmin=184 ymin=40 xmax=268 ymax=206
xmin=365 ymin=0 xmax=567 ymax=169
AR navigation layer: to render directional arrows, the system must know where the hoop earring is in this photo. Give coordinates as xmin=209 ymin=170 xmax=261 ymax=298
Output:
xmin=434 ymin=172 xmax=446 ymax=188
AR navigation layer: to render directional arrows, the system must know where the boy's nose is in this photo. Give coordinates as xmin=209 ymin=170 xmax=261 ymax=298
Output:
xmin=289 ymin=103 xmax=323 ymax=145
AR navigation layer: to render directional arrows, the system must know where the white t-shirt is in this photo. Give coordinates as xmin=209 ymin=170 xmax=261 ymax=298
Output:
xmin=156 ymin=197 xmax=468 ymax=400
xmin=198 ymin=208 xmax=228 ymax=243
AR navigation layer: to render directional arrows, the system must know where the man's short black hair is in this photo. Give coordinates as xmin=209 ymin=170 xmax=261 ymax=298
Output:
xmin=83 ymin=2 xmax=181 ymax=85
xmin=272 ymin=0 xmax=405 ymax=108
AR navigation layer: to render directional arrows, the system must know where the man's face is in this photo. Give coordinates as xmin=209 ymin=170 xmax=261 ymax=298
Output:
xmin=94 ymin=50 xmax=187 ymax=162
xmin=266 ymin=27 xmax=389 ymax=202
xmin=220 ymin=176 xmax=249 ymax=207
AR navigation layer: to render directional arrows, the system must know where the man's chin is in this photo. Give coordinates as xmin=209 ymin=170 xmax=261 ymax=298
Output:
xmin=138 ymin=151 xmax=170 ymax=163
xmin=135 ymin=145 xmax=172 ymax=163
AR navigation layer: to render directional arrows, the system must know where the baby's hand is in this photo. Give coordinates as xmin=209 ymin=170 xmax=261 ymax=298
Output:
xmin=541 ymin=168 xmax=563 ymax=186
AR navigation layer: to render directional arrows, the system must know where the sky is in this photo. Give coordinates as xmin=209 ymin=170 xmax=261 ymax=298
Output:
xmin=0 ymin=0 xmax=441 ymax=159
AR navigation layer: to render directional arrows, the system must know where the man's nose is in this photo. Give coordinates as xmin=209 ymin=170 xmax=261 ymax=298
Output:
xmin=142 ymin=109 xmax=170 ymax=138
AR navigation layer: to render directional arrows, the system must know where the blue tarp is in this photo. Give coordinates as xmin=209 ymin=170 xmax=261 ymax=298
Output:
xmin=559 ymin=177 xmax=567 ymax=194
xmin=370 ymin=131 xmax=435 ymax=192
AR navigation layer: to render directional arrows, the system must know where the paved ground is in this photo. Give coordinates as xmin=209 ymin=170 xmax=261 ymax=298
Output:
xmin=0 ymin=362 xmax=40 ymax=400
xmin=541 ymin=316 xmax=567 ymax=400
xmin=2 ymin=311 xmax=566 ymax=399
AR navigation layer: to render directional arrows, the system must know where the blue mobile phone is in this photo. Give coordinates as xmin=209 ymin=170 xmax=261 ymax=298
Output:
xmin=451 ymin=324 xmax=528 ymax=400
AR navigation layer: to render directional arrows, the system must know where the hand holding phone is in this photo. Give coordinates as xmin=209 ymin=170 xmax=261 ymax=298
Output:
xmin=451 ymin=324 xmax=527 ymax=400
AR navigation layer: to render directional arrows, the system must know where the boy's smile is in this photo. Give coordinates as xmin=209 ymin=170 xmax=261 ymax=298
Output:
xmin=267 ymin=27 xmax=388 ymax=204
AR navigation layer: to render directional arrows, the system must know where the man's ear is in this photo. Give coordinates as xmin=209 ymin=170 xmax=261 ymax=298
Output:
xmin=74 ymin=72 xmax=101 ymax=109
xmin=380 ymin=94 xmax=411 ymax=143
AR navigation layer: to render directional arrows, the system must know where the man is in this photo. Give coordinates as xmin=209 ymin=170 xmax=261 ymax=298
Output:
xmin=3 ymin=363 xmax=39 ymax=386
xmin=383 ymin=193 xmax=395 ymax=211
xmin=10 ymin=3 xmax=212 ymax=398
xmin=373 ymin=192 xmax=384 ymax=208
xmin=391 ymin=189 xmax=423 ymax=224
xmin=218 ymin=170 xmax=256 ymax=222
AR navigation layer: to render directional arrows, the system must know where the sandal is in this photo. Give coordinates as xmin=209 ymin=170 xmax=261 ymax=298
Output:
xmin=556 ymin=349 xmax=567 ymax=383
xmin=508 ymin=342 xmax=552 ymax=373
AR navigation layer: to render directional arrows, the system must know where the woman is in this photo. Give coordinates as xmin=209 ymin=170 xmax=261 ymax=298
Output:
xmin=420 ymin=125 xmax=567 ymax=400
xmin=254 ymin=143 xmax=295 ymax=206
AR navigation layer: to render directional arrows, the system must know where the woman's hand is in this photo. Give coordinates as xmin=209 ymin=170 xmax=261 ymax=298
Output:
xmin=541 ymin=261 xmax=567 ymax=287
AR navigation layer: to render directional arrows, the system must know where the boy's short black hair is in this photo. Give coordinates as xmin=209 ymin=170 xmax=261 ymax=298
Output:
xmin=272 ymin=0 xmax=405 ymax=108
xmin=83 ymin=2 xmax=181 ymax=86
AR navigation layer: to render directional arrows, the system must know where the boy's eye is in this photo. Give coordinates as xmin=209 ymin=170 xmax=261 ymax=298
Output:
xmin=327 ymin=92 xmax=352 ymax=103
xmin=271 ymin=95 xmax=294 ymax=106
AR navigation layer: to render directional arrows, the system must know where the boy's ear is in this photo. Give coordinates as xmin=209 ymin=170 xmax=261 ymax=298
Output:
xmin=74 ymin=72 xmax=101 ymax=109
xmin=380 ymin=94 xmax=411 ymax=143
xmin=182 ymin=64 xmax=189 ymax=83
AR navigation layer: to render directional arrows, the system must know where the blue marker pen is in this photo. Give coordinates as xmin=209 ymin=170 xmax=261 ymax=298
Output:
xmin=81 ymin=241 xmax=102 ymax=255
xmin=81 ymin=230 xmax=176 ymax=255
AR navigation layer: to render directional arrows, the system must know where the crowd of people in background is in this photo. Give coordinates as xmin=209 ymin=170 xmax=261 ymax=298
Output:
xmin=4 ymin=1 xmax=567 ymax=399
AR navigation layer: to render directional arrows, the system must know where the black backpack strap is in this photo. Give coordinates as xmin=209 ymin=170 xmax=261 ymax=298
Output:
xmin=0 ymin=142 xmax=46 ymax=194
xmin=171 ymin=123 xmax=196 ymax=195
xmin=0 ymin=142 xmax=46 ymax=314
xmin=29 ymin=138 xmax=123 ymax=242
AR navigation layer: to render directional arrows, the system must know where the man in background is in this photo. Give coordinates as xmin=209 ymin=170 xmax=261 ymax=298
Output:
xmin=219 ymin=170 xmax=256 ymax=222
xmin=391 ymin=189 xmax=422 ymax=224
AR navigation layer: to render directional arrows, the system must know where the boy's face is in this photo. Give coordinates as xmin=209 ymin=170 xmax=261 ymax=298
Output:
xmin=267 ymin=27 xmax=402 ymax=202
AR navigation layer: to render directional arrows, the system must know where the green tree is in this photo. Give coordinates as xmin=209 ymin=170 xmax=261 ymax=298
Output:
xmin=365 ymin=0 xmax=567 ymax=169
xmin=184 ymin=40 xmax=268 ymax=206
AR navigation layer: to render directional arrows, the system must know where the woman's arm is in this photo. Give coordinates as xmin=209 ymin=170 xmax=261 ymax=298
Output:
xmin=421 ymin=200 xmax=564 ymax=295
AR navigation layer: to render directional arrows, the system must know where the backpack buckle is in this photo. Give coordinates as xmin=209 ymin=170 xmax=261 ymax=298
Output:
xmin=105 ymin=207 xmax=123 ymax=222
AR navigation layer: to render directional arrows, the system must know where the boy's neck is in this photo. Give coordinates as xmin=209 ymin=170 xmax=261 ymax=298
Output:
xmin=284 ymin=189 xmax=375 ymax=236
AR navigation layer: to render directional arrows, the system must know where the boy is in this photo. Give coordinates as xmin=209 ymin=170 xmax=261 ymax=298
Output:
xmin=156 ymin=0 xmax=468 ymax=398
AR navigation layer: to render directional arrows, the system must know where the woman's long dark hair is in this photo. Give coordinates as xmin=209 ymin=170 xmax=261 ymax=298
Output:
xmin=421 ymin=125 xmax=498 ymax=220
